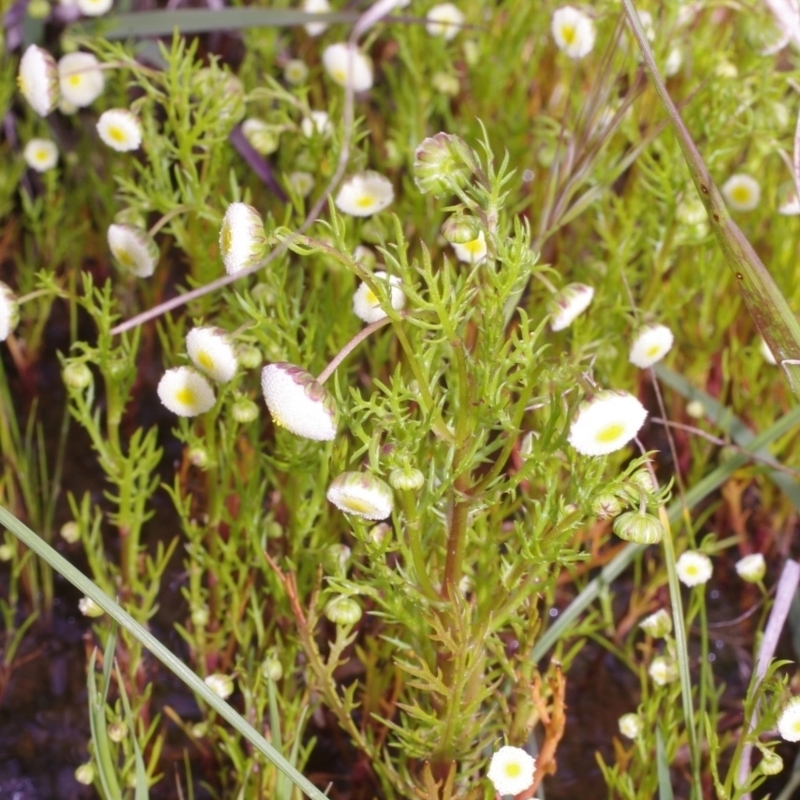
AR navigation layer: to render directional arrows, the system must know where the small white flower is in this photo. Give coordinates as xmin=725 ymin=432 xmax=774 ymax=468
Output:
xmin=58 ymin=52 xmax=105 ymax=107
xmin=241 ymin=118 xmax=280 ymax=155
xmin=186 ymin=327 xmax=238 ymax=383
xmin=287 ymin=171 xmax=315 ymax=198
xmin=327 ymin=472 xmax=394 ymax=520
xmin=107 ymin=224 xmax=159 ymax=277
xmin=0 ymin=283 xmax=20 ymax=342
xmin=219 ymin=202 xmax=267 ymax=275
xmin=302 ymin=0 xmax=330 ymax=36
xmin=78 ymin=596 xmax=104 ymax=617
xmin=18 ymin=45 xmax=59 ymax=117
xmin=778 ymin=697 xmax=800 ymax=742
xmin=779 ymin=191 xmax=800 ymax=216
xmin=301 ymin=110 xmax=333 ymax=138
xmin=549 ymin=283 xmax=594 ymax=331
xmin=639 ymin=609 xmax=672 ymax=638
xmin=23 ymin=138 xmax=58 ymax=172
xmin=451 ymin=231 xmax=487 ymax=264
xmin=760 ymin=336 xmax=778 ymax=365
xmin=322 ymin=43 xmax=374 ymax=92
xmin=664 ymin=46 xmax=683 ymax=77
xmin=425 ymin=3 xmax=465 ymax=40
xmin=721 ymin=174 xmax=761 ymax=212
xmin=735 ymin=553 xmax=766 ymax=583
xmin=618 ymin=713 xmax=643 ymax=739
xmin=157 ymin=367 xmax=216 ymax=417
xmin=76 ymin=0 xmax=112 ymax=15
xmin=353 ymin=271 xmax=406 ymax=323
xmin=487 ymin=745 xmax=536 ymax=796
xmin=284 ymin=58 xmax=309 ymax=85
xmin=649 ymin=655 xmax=678 ymax=686
xmin=335 ymin=172 xmax=394 ymax=217
xmin=261 ymin=362 xmax=338 ymax=441
xmin=629 ymin=323 xmax=674 ymax=368
xmin=686 ymin=399 xmax=705 ymax=418
xmin=676 ymin=550 xmax=713 ymax=587
xmin=568 ymin=390 xmax=646 ymax=457
xmin=551 ymin=6 xmax=596 ymax=60
xmin=204 ymin=673 xmax=234 ymax=700
xmin=97 ymin=108 xmax=142 ymax=152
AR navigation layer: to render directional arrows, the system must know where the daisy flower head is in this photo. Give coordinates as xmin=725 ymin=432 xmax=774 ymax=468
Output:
xmin=568 ymin=390 xmax=647 ymax=457
xmin=219 ymin=202 xmax=267 ymax=275
xmin=649 ymin=655 xmax=678 ymax=686
xmin=548 ymin=282 xmax=594 ymax=331
xmin=722 ymin=173 xmax=761 ymax=212
xmin=779 ymin=190 xmax=800 ymax=216
xmin=335 ymin=172 xmax=394 ymax=217
xmin=551 ymin=6 xmax=596 ymax=60
xmin=353 ymin=271 xmax=406 ymax=323
xmin=287 ymin=171 xmax=315 ymax=198
xmin=23 ymin=138 xmax=58 ymax=173
xmin=451 ymin=231 xmax=487 ymax=264
xmin=327 ymin=472 xmax=394 ymax=520
xmin=186 ymin=327 xmax=238 ymax=383
xmin=76 ymin=0 xmax=112 ymax=15
xmin=261 ymin=362 xmax=338 ymax=441
xmin=487 ymin=745 xmax=536 ymax=796
xmin=0 ymin=283 xmax=20 ymax=342
xmin=426 ymin=3 xmax=465 ymax=40
xmin=778 ymin=697 xmax=800 ymax=742
xmin=302 ymin=0 xmax=331 ymax=36
xmin=284 ymin=59 xmax=309 ymax=85
xmin=676 ymin=550 xmax=713 ymax=587
xmin=639 ymin=608 xmax=672 ymax=638
xmin=18 ymin=45 xmax=59 ymax=117
xmin=322 ymin=43 xmax=374 ymax=92
xmin=58 ymin=52 xmax=104 ymax=107
xmin=157 ymin=367 xmax=216 ymax=417
xmin=301 ymin=110 xmax=333 ymax=138
xmin=618 ymin=713 xmax=643 ymax=740
xmin=97 ymin=109 xmax=142 ymax=152
xmin=629 ymin=323 xmax=674 ymax=368
xmin=735 ymin=553 xmax=766 ymax=583
xmin=107 ymin=224 xmax=159 ymax=277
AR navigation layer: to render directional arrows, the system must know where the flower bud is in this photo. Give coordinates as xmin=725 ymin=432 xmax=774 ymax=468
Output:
xmin=629 ymin=469 xmax=656 ymax=494
xmin=219 ymin=203 xmax=267 ymax=275
xmin=735 ymin=553 xmax=766 ymax=583
xmin=0 ymin=282 xmax=20 ymax=342
xmin=323 ymin=543 xmax=351 ymax=577
xmin=261 ymin=653 xmax=283 ymax=681
xmin=204 ymin=673 xmax=234 ymax=699
xmin=241 ymin=118 xmax=281 ymax=155
xmin=649 ymin=655 xmax=678 ymax=686
xmin=591 ymin=492 xmax=623 ymax=520
xmin=18 ymin=45 xmax=59 ymax=117
xmin=237 ymin=344 xmax=262 ymax=370
xmin=519 ymin=431 xmax=536 ymax=458
xmin=413 ymin=132 xmax=475 ymax=196
xmin=191 ymin=605 xmax=210 ymax=627
xmin=389 ymin=466 xmax=425 ymax=492
xmin=327 ymin=472 xmax=394 ymax=520
xmin=548 ymin=283 xmax=594 ymax=331
xmin=0 ymin=544 xmax=13 ymax=562
xmin=639 ymin=608 xmax=672 ymax=638
xmin=441 ymin=214 xmax=482 ymax=244
xmin=231 ymin=397 xmax=259 ymax=424
xmin=324 ymin=596 xmax=362 ymax=625
xmin=63 ymin=361 xmax=93 ymax=391
xmin=74 ymin=763 xmax=95 ymax=785
xmin=612 ymin=511 xmax=664 ymax=544
xmin=107 ymin=721 xmax=128 ymax=743
xmin=107 ymin=224 xmax=159 ymax=277
xmin=618 ymin=712 xmax=642 ymax=739
xmin=79 ymin=596 xmax=104 ymax=617
xmin=759 ymin=748 xmax=784 ymax=776
xmin=188 ymin=446 xmax=209 ymax=468
xmin=60 ymin=521 xmax=80 ymax=543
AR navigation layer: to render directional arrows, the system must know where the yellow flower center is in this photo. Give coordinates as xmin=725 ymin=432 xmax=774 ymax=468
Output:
xmin=220 ymin=221 xmax=233 ymax=254
xmin=116 ymin=247 xmax=135 ymax=270
xmin=364 ymin=289 xmax=378 ymax=306
xmin=685 ymin=565 xmax=698 ymax=577
xmin=333 ymin=68 xmax=347 ymax=83
xmin=561 ymin=24 xmax=577 ymax=45
xmin=504 ymin=763 xmax=522 ymax=778
xmin=645 ymin=344 xmax=661 ymax=358
xmin=356 ymin=194 xmax=375 ymax=209
xmin=596 ymin=422 xmax=625 ymax=443
xmin=197 ymin=350 xmax=215 ymax=372
xmin=341 ymin=497 xmax=375 ymax=515
xmin=68 ymin=75 xmax=82 ymax=87
xmin=730 ymin=185 xmax=751 ymax=205
xmin=463 ymin=238 xmax=483 ymax=254
xmin=108 ymin=125 xmax=127 ymax=144
xmin=175 ymin=387 xmax=196 ymax=407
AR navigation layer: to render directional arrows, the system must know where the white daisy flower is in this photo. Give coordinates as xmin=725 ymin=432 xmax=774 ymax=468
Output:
xmin=335 ymin=172 xmax=394 ymax=217
xmin=451 ymin=231 xmax=487 ymax=264
xmin=157 ymin=367 xmax=216 ymax=417
xmin=301 ymin=110 xmax=333 ymax=138
xmin=778 ymin=697 xmax=800 ymax=742
xmin=779 ymin=191 xmax=800 ymax=215
xmin=284 ymin=58 xmax=309 ymax=85
xmin=551 ymin=6 xmax=596 ymax=60
xmin=261 ymin=362 xmax=338 ymax=441
xmin=107 ymin=224 xmax=159 ymax=277
xmin=241 ymin=118 xmax=280 ymax=155
xmin=735 ymin=553 xmax=766 ymax=583
xmin=639 ymin=609 xmax=672 ymax=638
xmin=287 ymin=171 xmax=315 ymax=198
xmin=675 ymin=550 xmax=713 ymax=587
xmin=326 ymin=471 xmax=394 ymax=520
xmin=96 ymin=109 xmax=142 ymax=152
xmin=760 ymin=336 xmax=778 ymax=365
xmin=18 ymin=45 xmax=59 ymax=117
xmin=219 ymin=202 xmax=267 ymax=275
xmin=567 ymin=390 xmax=647 ymax=457
xmin=721 ymin=174 xmax=761 ymax=212
xmin=549 ymin=283 xmax=594 ymax=331
xmin=0 ymin=283 xmax=20 ymax=342
xmin=76 ymin=0 xmax=112 ymax=15
xmin=353 ymin=271 xmax=406 ymax=323
xmin=204 ymin=673 xmax=234 ymax=699
xmin=618 ymin=713 xmax=643 ymax=740
xmin=486 ymin=745 xmax=536 ymax=796
xmin=58 ymin=51 xmax=105 ymax=107
xmin=649 ymin=655 xmax=678 ymax=686
xmin=23 ymin=138 xmax=58 ymax=172
xmin=425 ymin=3 xmax=465 ymax=40
xmin=78 ymin=596 xmax=104 ymax=617
xmin=302 ymin=0 xmax=330 ymax=36
xmin=629 ymin=323 xmax=675 ymax=368
xmin=322 ymin=43 xmax=374 ymax=92
xmin=186 ymin=327 xmax=238 ymax=383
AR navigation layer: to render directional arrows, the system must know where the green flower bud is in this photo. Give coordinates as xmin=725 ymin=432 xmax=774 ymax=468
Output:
xmin=323 ymin=543 xmax=351 ymax=577
xmin=188 ymin=446 xmax=209 ymax=469
xmin=27 ymin=0 xmax=51 ymax=20
xmin=231 ymin=397 xmax=259 ymax=424
xmin=441 ymin=215 xmax=482 ymax=244
xmin=237 ymin=344 xmax=262 ymax=370
xmin=191 ymin=605 xmax=210 ymax=627
xmin=60 ymin=521 xmax=80 ymax=543
xmin=639 ymin=609 xmax=672 ymax=638
xmin=431 ymin=71 xmax=459 ymax=96
xmin=413 ymin=132 xmax=475 ymax=196
xmin=204 ymin=672 xmax=234 ymax=699
xmin=324 ymin=596 xmax=362 ymax=626
xmin=63 ymin=361 xmax=93 ymax=391
xmin=629 ymin=469 xmax=656 ymax=494
xmin=74 ymin=763 xmax=95 ymax=785
xmin=0 ymin=544 xmax=13 ymax=561
xmin=612 ymin=511 xmax=664 ymax=544
xmin=591 ymin=492 xmax=624 ymax=520
xmin=261 ymin=652 xmax=284 ymax=681
xmin=107 ymin=721 xmax=128 ymax=743
xmin=759 ymin=748 xmax=784 ymax=776
xmin=389 ymin=466 xmax=425 ymax=492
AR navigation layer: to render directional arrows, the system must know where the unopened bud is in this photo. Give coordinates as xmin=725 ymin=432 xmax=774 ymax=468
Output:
xmin=591 ymin=493 xmax=623 ymax=520
xmin=613 ymin=511 xmax=664 ymax=544
xmin=107 ymin=721 xmax=128 ymax=743
xmin=231 ymin=397 xmax=259 ymax=424
xmin=63 ymin=361 xmax=93 ymax=391
xmin=413 ymin=132 xmax=475 ymax=196
xmin=74 ymin=763 xmax=95 ymax=785
xmin=324 ymin=596 xmax=362 ymax=625
xmin=441 ymin=215 xmax=482 ymax=244
xmin=60 ymin=521 xmax=80 ymax=543
xmin=389 ymin=466 xmax=425 ymax=492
